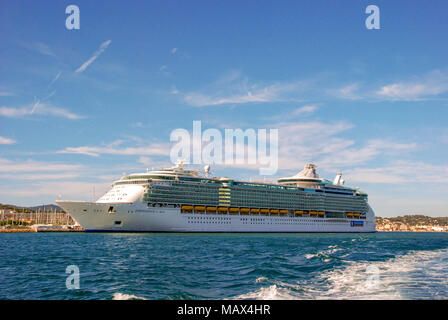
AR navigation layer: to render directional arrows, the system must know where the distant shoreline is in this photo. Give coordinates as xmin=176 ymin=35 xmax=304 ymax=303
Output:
xmin=0 ymin=228 xmax=84 ymax=233
xmin=1 ymin=228 xmax=446 ymax=234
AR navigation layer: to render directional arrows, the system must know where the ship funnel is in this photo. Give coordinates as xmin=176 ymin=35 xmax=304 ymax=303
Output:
xmin=333 ymin=172 xmax=344 ymax=185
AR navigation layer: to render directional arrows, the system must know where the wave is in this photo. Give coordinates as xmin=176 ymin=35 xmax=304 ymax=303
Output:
xmin=112 ymin=292 xmax=147 ymax=300
xmin=305 ymin=245 xmax=343 ymax=261
xmin=233 ymin=248 xmax=448 ymax=300
xmin=235 ymin=284 xmax=297 ymax=300
xmin=255 ymin=276 xmax=268 ymax=283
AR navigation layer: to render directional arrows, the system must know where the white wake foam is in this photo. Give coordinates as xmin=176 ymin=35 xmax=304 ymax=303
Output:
xmin=233 ymin=248 xmax=448 ymax=300
xmin=305 ymin=245 xmax=343 ymax=261
xmin=236 ymin=284 xmax=297 ymax=300
xmin=112 ymin=292 xmax=147 ymax=300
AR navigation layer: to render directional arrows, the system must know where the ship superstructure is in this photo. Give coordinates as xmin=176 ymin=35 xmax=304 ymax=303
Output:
xmin=57 ymin=163 xmax=376 ymax=232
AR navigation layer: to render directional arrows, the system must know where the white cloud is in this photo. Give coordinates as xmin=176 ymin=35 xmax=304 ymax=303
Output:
xmin=291 ymin=105 xmax=318 ymax=116
xmin=34 ymin=42 xmax=56 ymax=57
xmin=185 ymin=82 xmax=306 ymax=107
xmin=75 ymin=40 xmax=112 ymax=73
xmin=0 ymin=102 xmax=83 ymax=120
xmin=0 ymin=158 xmax=84 ymax=173
xmin=183 ymin=71 xmax=309 ymax=107
xmin=57 ymin=140 xmax=171 ymax=157
xmin=332 ymin=83 xmax=361 ymax=100
xmin=0 ymin=181 xmax=110 ymax=200
xmin=376 ymin=69 xmax=448 ymax=101
xmin=170 ymin=86 xmax=179 ymax=95
xmin=185 ymin=91 xmax=271 ymax=107
xmin=18 ymin=41 xmax=56 ymax=57
xmin=0 ymin=173 xmax=79 ymax=181
xmin=345 ymin=161 xmax=448 ymax=184
xmin=171 ymin=48 xmax=178 ymax=54
xmin=0 ymin=91 xmax=15 ymax=96
xmin=254 ymin=120 xmax=418 ymax=175
xmin=318 ymin=139 xmax=417 ymax=168
xmin=131 ymin=122 xmax=144 ymax=128
xmin=0 ymin=136 xmax=16 ymax=145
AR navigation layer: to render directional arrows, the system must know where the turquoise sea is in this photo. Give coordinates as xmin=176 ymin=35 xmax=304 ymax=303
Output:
xmin=0 ymin=232 xmax=447 ymax=300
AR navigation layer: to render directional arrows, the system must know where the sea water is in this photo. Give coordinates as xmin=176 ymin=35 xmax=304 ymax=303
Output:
xmin=0 ymin=232 xmax=447 ymax=300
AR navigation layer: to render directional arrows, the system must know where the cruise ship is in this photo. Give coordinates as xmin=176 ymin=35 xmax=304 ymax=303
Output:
xmin=56 ymin=163 xmax=376 ymax=233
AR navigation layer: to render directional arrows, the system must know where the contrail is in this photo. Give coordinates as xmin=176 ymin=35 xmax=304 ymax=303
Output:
xmin=75 ymin=40 xmax=112 ymax=73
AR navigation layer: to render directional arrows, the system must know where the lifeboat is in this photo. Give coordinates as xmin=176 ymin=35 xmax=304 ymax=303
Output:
xmin=229 ymin=207 xmax=239 ymax=214
xmin=260 ymin=208 xmax=269 ymax=215
xmin=318 ymin=211 xmax=325 ymax=216
xmin=250 ymin=208 xmax=260 ymax=214
xmin=270 ymin=209 xmax=279 ymax=215
xmin=240 ymin=208 xmax=250 ymax=214
xmin=194 ymin=206 xmax=205 ymax=212
xmin=218 ymin=207 xmax=228 ymax=213
xmin=353 ymin=213 xmax=360 ymax=218
xmin=294 ymin=210 xmax=303 ymax=216
xmin=279 ymin=209 xmax=288 ymax=215
xmin=310 ymin=211 xmax=318 ymax=215
xmin=181 ymin=205 xmax=193 ymax=213
xmin=206 ymin=206 xmax=217 ymax=213
xmin=346 ymin=213 xmax=353 ymax=218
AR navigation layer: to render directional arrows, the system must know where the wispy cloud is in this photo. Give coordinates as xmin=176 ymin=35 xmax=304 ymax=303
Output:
xmin=49 ymin=71 xmax=61 ymax=87
xmin=0 ymin=180 xmax=110 ymax=199
xmin=185 ymin=91 xmax=273 ymax=107
xmin=0 ymin=136 xmax=16 ymax=145
xmin=56 ymin=139 xmax=171 ymax=157
xmin=291 ymin=105 xmax=318 ymax=116
xmin=345 ymin=161 xmax=448 ymax=184
xmin=0 ymin=91 xmax=15 ymax=97
xmin=35 ymin=42 xmax=56 ymax=57
xmin=318 ymin=139 xmax=417 ymax=168
xmin=184 ymin=72 xmax=308 ymax=107
xmin=18 ymin=41 xmax=56 ymax=57
xmin=171 ymin=48 xmax=178 ymax=54
xmin=0 ymin=158 xmax=83 ymax=173
xmin=375 ymin=69 xmax=448 ymax=101
xmin=183 ymin=69 xmax=448 ymax=106
xmin=75 ymin=40 xmax=112 ymax=73
xmin=331 ymin=83 xmax=362 ymax=100
xmin=0 ymin=102 xmax=83 ymax=120
xmin=263 ymin=120 xmax=418 ymax=174
xmin=0 ymin=173 xmax=79 ymax=181
xmin=266 ymin=105 xmax=318 ymax=122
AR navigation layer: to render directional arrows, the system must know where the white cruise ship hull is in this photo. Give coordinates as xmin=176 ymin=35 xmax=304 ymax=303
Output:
xmin=56 ymin=200 xmax=376 ymax=233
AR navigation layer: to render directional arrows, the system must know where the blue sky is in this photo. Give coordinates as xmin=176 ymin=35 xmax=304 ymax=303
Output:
xmin=1 ymin=0 xmax=447 ymax=216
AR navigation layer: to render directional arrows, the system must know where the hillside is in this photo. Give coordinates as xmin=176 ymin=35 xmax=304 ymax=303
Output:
xmin=0 ymin=203 xmax=63 ymax=213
